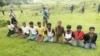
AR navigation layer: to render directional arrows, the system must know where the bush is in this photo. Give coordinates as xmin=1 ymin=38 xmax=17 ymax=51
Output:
xmin=0 ymin=20 xmax=7 ymax=27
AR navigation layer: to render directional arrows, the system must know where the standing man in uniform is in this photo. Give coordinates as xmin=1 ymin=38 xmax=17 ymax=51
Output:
xmin=42 ymin=7 xmax=49 ymax=27
xmin=81 ymin=4 xmax=85 ymax=13
xmin=98 ymin=4 xmax=100 ymax=13
xmin=9 ymin=10 xmax=18 ymax=24
xmin=70 ymin=4 xmax=75 ymax=13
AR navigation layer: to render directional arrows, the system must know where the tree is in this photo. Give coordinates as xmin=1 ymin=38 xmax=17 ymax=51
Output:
xmin=0 ymin=0 xmax=5 ymax=7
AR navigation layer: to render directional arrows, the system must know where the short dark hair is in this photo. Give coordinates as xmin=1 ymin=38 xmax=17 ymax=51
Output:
xmin=77 ymin=25 xmax=82 ymax=29
xmin=47 ymin=23 xmax=51 ymax=26
xmin=89 ymin=26 xmax=95 ymax=30
xmin=29 ymin=21 xmax=33 ymax=25
xmin=37 ymin=22 xmax=41 ymax=25
xmin=66 ymin=25 xmax=71 ymax=29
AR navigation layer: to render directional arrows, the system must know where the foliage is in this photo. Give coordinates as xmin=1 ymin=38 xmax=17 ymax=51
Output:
xmin=0 ymin=0 xmax=5 ymax=7
xmin=0 ymin=20 xmax=7 ymax=27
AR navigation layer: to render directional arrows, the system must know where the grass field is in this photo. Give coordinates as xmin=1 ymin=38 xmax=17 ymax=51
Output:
xmin=0 ymin=2 xmax=100 ymax=56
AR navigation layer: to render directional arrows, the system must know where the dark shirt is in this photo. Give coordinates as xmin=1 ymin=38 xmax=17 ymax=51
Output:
xmin=11 ymin=17 xmax=18 ymax=24
xmin=70 ymin=5 xmax=74 ymax=10
xmin=55 ymin=26 xmax=64 ymax=37
xmin=98 ymin=4 xmax=100 ymax=12
xmin=84 ymin=33 xmax=97 ymax=44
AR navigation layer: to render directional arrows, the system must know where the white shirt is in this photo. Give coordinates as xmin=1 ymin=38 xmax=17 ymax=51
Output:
xmin=8 ymin=24 xmax=14 ymax=30
xmin=9 ymin=12 xmax=15 ymax=17
xmin=29 ymin=27 xmax=37 ymax=35
xmin=65 ymin=31 xmax=72 ymax=39
xmin=22 ymin=26 xmax=30 ymax=34
xmin=47 ymin=29 xmax=53 ymax=37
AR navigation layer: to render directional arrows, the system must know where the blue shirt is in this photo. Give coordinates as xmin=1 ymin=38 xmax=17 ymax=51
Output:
xmin=42 ymin=9 xmax=48 ymax=17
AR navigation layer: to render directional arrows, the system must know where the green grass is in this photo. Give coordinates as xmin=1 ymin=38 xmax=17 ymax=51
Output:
xmin=0 ymin=3 xmax=100 ymax=56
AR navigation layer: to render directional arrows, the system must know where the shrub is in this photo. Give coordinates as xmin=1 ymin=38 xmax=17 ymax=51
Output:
xmin=0 ymin=20 xmax=7 ymax=27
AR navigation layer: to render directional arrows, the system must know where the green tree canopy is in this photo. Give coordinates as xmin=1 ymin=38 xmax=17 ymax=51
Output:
xmin=0 ymin=0 xmax=5 ymax=7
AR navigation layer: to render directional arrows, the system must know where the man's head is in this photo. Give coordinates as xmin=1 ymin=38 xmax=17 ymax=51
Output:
xmin=29 ymin=21 xmax=34 ymax=28
xmin=77 ymin=25 xmax=82 ymax=32
xmin=89 ymin=26 xmax=95 ymax=34
xmin=37 ymin=22 xmax=41 ymax=27
xmin=47 ymin=23 xmax=51 ymax=29
xmin=57 ymin=21 xmax=62 ymax=26
xmin=22 ymin=22 xmax=26 ymax=27
xmin=66 ymin=25 xmax=71 ymax=30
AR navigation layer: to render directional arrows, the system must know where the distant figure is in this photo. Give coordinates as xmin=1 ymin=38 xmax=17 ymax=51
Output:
xmin=70 ymin=4 xmax=75 ymax=13
xmin=70 ymin=4 xmax=74 ymax=13
xmin=98 ymin=4 xmax=100 ymax=13
xmin=2 ymin=10 xmax=5 ymax=15
xmin=81 ymin=4 xmax=85 ymax=13
xmin=9 ymin=10 xmax=18 ymax=24
xmin=42 ymin=7 xmax=49 ymax=27
xmin=9 ymin=10 xmax=16 ymax=18
xmin=21 ymin=9 xmax=23 ymax=14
